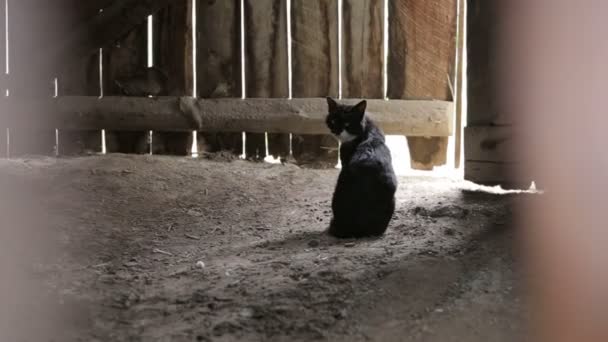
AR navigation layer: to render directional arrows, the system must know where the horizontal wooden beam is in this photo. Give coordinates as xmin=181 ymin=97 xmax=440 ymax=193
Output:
xmin=1 ymin=97 xmax=453 ymax=136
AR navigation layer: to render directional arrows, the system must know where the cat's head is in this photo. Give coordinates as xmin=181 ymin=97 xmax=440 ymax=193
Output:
xmin=325 ymin=97 xmax=367 ymax=143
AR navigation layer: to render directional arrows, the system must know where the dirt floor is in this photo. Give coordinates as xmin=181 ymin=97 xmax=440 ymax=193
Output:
xmin=0 ymin=155 xmax=528 ymax=341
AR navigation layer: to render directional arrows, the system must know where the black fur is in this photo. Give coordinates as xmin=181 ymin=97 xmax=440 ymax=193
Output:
xmin=326 ymin=97 xmax=398 ymax=238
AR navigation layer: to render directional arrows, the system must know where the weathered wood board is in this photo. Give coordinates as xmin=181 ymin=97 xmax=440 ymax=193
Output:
xmin=454 ymin=0 xmax=466 ymax=168
xmin=153 ymin=0 xmax=193 ymax=155
xmin=342 ymin=0 xmax=384 ymax=99
xmin=3 ymin=97 xmax=453 ymax=136
xmin=155 ymin=0 xmax=192 ymax=97
xmin=57 ymin=1 xmax=105 ymax=155
xmin=245 ymin=0 xmax=290 ymax=160
xmin=291 ymin=0 xmax=339 ymax=166
xmin=388 ymin=0 xmax=457 ymax=100
xmin=104 ymin=21 xmax=149 ymax=154
xmin=57 ymin=52 xmax=103 ymax=155
xmin=467 ymin=0 xmax=501 ymax=126
xmin=465 ymin=0 xmax=518 ymax=186
xmin=407 ymin=136 xmax=448 ymax=171
xmin=197 ymin=0 xmax=243 ymax=155
xmin=388 ymin=0 xmax=457 ymax=170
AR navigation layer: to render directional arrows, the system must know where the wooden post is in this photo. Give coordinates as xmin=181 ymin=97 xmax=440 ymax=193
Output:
xmin=196 ymin=0 xmax=243 ymax=155
xmin=454 ymin=0 xmax=466 ymax=169
xmin=388 ymin=0 xmax=457 ymax=170
xmin=7 ymin=0 xmax=57 ymax=156
xmin=104 ymin=21 xmax=149 ymax=154
xmin=152 ymin=0 xmax=193 ymax=156
xmin=57 ymin=1 xmax=105 ymax=155
xmin=464 ymin=0 xmax=528 ymax=188
xmin=291 ymin=0 xmax=339 ymax=167
xmin=245 ymin=0 xmax=290 ymax=161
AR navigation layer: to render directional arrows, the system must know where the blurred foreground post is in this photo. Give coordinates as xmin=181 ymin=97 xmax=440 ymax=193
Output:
xmin=501 ymin=1 xmax=608 ymax=341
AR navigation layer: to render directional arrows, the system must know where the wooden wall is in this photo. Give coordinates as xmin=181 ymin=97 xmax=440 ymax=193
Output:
xmin=0 ymin=0 xmax=460 ymax=169
xmin=342 ymin=0 xmax=383 ymax=99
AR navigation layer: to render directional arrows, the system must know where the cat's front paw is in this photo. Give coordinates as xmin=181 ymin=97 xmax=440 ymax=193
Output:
xmin=327 ymin=221 xmax=352 ymax=239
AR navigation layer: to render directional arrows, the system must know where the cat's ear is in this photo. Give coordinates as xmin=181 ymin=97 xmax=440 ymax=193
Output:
xmin=352 ymin=100 xmax=367 ymax=123
xmin=353 ymin=100 xmax=367 ymax=113
xmin=326 ymin=97 xmax=338 ymax=112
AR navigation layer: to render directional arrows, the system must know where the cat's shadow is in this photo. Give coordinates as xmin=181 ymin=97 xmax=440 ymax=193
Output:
xmin=248 ymin=228 xmax=384 ymax=252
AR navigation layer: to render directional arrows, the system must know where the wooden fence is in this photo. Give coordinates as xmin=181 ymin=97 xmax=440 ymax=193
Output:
xmin=0 ymin=0 xmax=458 ymax=169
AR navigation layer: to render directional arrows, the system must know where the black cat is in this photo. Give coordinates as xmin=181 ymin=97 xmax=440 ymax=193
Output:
xmin=325 ymin=97 xmax=398 ymax=238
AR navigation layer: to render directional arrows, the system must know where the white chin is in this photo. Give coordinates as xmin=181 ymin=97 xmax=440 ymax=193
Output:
xmin=338 ymin=131 xmax=356 ymax=143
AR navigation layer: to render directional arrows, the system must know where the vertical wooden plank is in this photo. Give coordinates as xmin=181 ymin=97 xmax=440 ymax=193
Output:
xmin=406 ymin=136 xmax=448 ymax=170
xmin=104 ymin=22 xmax=149 ymax=154
xmin=156 ymin=0 xmax=192 ymax=97
xmin=454 ymin=0 xmax=465 ymax=168
xmin=196 ymin=0 xmax=243 ymax=155
xmin=7 ymin=0 xmax=57 ymax=156
xmin=387 ymin=0 xmax=457 ymax=170
xmin=291 ymin=0 xmax=339 ymax=167
xmin=57 ymin=1 xmax=104 ymax=155
xmin=466 ymin=0 xmax=498 ymax=126
xmin=388 ymin=0 xmax=457 ymax=100
xmin=152 ymin=0 xmax=193 ymax=156
xmin=57 ymin=54 xmax=102 ymax=155
xmin=245 ymin=0 xmax=289 ymax=160
xmin=244 ymin=0 xmax=288 ymax=98
xmin=342 ymin=0 xmax=384 ymax=99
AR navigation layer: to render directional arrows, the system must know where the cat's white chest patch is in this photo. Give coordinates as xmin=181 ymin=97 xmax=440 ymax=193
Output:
xmin=338 ymin=131 xmax=357 ymax=143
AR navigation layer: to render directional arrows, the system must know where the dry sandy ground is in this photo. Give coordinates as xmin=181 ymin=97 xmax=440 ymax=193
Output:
xmin=0 ymin=155 xmax=528 ymax=341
